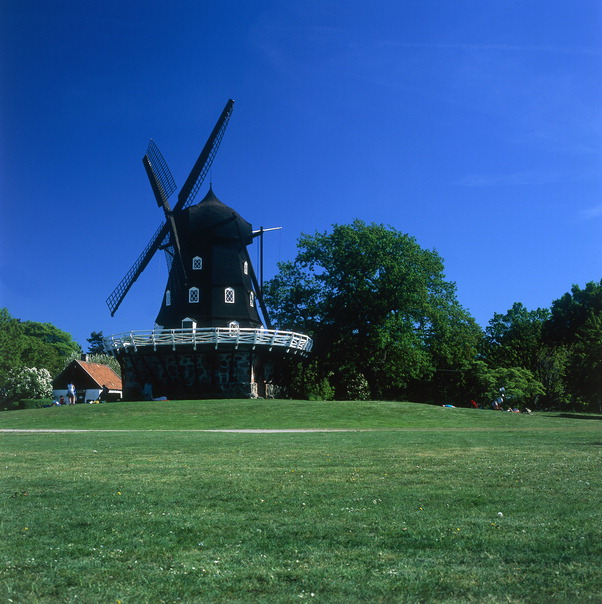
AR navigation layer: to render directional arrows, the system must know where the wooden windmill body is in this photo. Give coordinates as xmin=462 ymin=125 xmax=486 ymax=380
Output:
xmin=104 ymin=100 xmax=311 ymax=400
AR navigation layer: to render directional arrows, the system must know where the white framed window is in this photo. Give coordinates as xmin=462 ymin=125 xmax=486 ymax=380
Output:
xmin=189 ymin=287 xmax=200 ymax=303
xmin=192 ymin=256 xmax=202 ymax=270
xmin=243 ymin=261 xmax=248 ymax=275
xmin=165 ymin=290 xmax=171 ymax=306
xmin=250 ymin=291 xmax=254 ymax=307
xmin=225 ymin=287 xmax=235 ymax=304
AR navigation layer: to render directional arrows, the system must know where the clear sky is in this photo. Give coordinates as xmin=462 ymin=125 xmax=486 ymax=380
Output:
xmin=1 ymin=1 xmax=601 ymax=349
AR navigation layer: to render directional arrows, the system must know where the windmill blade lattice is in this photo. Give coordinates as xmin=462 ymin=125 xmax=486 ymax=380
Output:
xmin=143 ymin=140 xmax=179 ymax=270
xmin=144 ymin=139 xmax=177 ymax=207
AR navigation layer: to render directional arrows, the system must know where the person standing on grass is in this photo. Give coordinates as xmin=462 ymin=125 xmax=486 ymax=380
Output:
xmin=100 ymin=385 xmax=109 ymax=402
xmin=67 ymin=383 xmax=76 ymax=405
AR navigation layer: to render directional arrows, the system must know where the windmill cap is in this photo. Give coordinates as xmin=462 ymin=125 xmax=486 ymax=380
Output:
xmin=184 ymin=187 xmax=253 ymax=242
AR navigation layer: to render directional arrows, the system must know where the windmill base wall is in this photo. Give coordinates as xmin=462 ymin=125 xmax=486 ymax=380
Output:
xmin=114 ymin=347 xmax=296 ymax=400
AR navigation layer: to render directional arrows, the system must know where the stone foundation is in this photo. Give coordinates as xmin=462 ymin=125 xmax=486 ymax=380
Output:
xmin=115 ymin=345 xmax=289 ymax=400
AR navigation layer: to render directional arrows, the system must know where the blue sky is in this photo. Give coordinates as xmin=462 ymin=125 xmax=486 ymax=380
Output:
xmin=1 ymin=1 xmax=601 ymax=348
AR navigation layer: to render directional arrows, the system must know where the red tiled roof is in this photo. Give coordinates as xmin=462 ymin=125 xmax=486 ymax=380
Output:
xmin=76 ymin=361 xmax=122 ymax=390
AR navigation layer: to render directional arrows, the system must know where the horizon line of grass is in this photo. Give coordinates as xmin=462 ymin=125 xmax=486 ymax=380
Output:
xmin=1 ymin=398 xmax=600 ymax=432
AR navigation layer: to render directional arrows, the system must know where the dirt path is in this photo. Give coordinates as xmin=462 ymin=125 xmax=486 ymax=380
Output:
xmin=0 ymin=428 xmax=367 ymax=433
xmin=0 ymin=426 xmax=590 ymax=433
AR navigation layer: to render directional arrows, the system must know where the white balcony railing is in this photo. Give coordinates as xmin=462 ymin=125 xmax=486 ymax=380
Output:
xmin=103 ymin=327 xmax=313 ymax=355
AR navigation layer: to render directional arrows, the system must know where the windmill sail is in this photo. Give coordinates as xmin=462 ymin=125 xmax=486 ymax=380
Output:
xmin=106 ymin=222 xmax=169 ymax=316
xmin=143 ymin=140 xmax=186 ymax=283
xmin=143 ymin=139 xmax=177 ymax=208
xmin=105 ymin=99 xmax=235 ymax=317
xmin=175 ymin=99 xmax=234 ymax=211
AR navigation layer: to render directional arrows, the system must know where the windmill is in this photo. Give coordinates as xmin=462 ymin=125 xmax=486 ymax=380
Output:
xmin=103 ymin=100 xmax=312 ymax=400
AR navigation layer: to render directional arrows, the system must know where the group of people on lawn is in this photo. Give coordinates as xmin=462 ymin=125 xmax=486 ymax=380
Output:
xmin=490 ymin=394 xmax=530 ymax=413
xmin=54 ymin=383 xmax=110 ymax=405
xmin=55 ymin=383 xmax=77 ymax=406
xmin=460 ymin=395 xmax=530 ymax=413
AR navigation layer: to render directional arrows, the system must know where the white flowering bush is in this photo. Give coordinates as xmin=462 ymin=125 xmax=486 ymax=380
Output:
xmin=3 ymin=366 xmax=53 ymax=402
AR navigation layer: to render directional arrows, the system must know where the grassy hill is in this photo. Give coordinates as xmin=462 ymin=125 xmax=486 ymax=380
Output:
xmin=1 ymin=401 xmax=600 ymax=602
xmin=0 ymin=398 xmax=592 ymax=431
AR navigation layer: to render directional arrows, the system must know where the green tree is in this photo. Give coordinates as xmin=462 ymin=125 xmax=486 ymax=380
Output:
xmin=544 ymin=280 xmax=602 ymax=346
xmin=480 ymin=302 xmax=568 ymax=407
xmin=467 ymin=361 xmax=545 ymax=408
xmin=542 ymin=281 xmax=602 ymax=409
xmin=483 ymin=302 xmax=549 ymax=373
xmin=87 ymin=331 xmax=105 ymax=354
xmin=0 ymin=308 xmax=25 ymax=386
xmin=566 ymin=312 xmax=602 ymax=411
xmin=20 ymin=321 xmax=81 ymax=376
xmin=264 ymin=220 xmax=481 ymax=400
xmin=485 ymin=367 xmax=545 ymax=408
xmin=534 ymin=345 xmax=569 ymax=408
xmin=0 ymin=310 xmax=82 ymax=404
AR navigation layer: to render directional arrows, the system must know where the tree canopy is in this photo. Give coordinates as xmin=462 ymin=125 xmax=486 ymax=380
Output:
xmin=479 ymin=281 xmax=602 ymax=411
xmin=0 ymin=308 xmax=81 ymax=402
xmin=482 ymin=302 xmax=549 ymax=373
xmin=87 ymin=331 xmax=106 ymax=355
xmin=264 ymin=220 xmax=481 ymax=400
xmin=544 ymin=280 xmax=602 ymax=346
xmin=20 ymin=320 xmax=82 ymax=375
xmin=264 ymin=222 xmax=600 ymax=410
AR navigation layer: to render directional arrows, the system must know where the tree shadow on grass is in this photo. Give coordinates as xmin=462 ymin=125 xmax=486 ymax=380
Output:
xmin=556 ymin=413 xmax=602 ymax=421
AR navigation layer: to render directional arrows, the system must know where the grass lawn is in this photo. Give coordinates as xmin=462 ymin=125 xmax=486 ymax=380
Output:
xmin=1 ymin=400 xmax=600 ymax=603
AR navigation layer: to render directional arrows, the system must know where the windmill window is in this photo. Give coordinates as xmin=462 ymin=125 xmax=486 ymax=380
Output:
xmin=250 ymin=291 xmax=255 ymax=307
xmin=182 ymin=318 xmax=197 ymax=331
xmin=165 ymin=290 xmax=171 ymax=306
xmin=225 ymin=287 xmax=235 ymax=304
xmin=192 ymin=256 xmax=202 ymax=270
xmin=243 ymin=261 xmax=248 ymax=275
xmin=189 ymin=287 xmax=200 ymax=303
xmin=229 ymin=321 xmax=240 ymax=334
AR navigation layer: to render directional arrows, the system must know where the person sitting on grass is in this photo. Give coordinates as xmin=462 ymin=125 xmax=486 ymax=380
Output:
xmin=492 ymin=395 xmax=505 ymax=410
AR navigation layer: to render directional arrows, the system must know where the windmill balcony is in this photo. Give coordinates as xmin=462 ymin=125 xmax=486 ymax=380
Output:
xmin=103 ymin=327 xmax=313 ymax=356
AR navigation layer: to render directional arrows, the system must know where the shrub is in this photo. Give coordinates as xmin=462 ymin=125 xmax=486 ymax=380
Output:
xmin=2 ymin=366 xmax=52 ymax=403
xmin=18 ymin=398 xmax=53 ymax=409
xmin=484 ymin=366 xmax=545 ymax=408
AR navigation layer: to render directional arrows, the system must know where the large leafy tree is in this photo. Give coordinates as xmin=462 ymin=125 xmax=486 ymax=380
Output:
xmin=478 ymin=282 xmax=602 ymax=409
xmin=466 ymin=361 xmax=545 ymax=408
xmin=542 ymin=281 xmax=602 ymax=410
xmin=0 ymin=308 xmax=26 ymax=386
xmin=20 ymin=320 xmax=81 ymax=376
xmin=264 ymin=220 xmax=481 ymax=400
xmin=0 ymin=309 xmax=81 ymax=391
xmin=479 ymin=302 xmax=567 ymax=407
xmin=544 ymin=280 xmax=602 ymax=346
xmin=566 ymin=312 xmax=602 ymax=411
xmin=482 ymin=302 xmax=549 ymax=373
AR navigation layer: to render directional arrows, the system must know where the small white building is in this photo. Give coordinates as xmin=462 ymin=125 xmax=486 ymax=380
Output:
xmin=52 ymin=360 xmax=122 ymax=403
